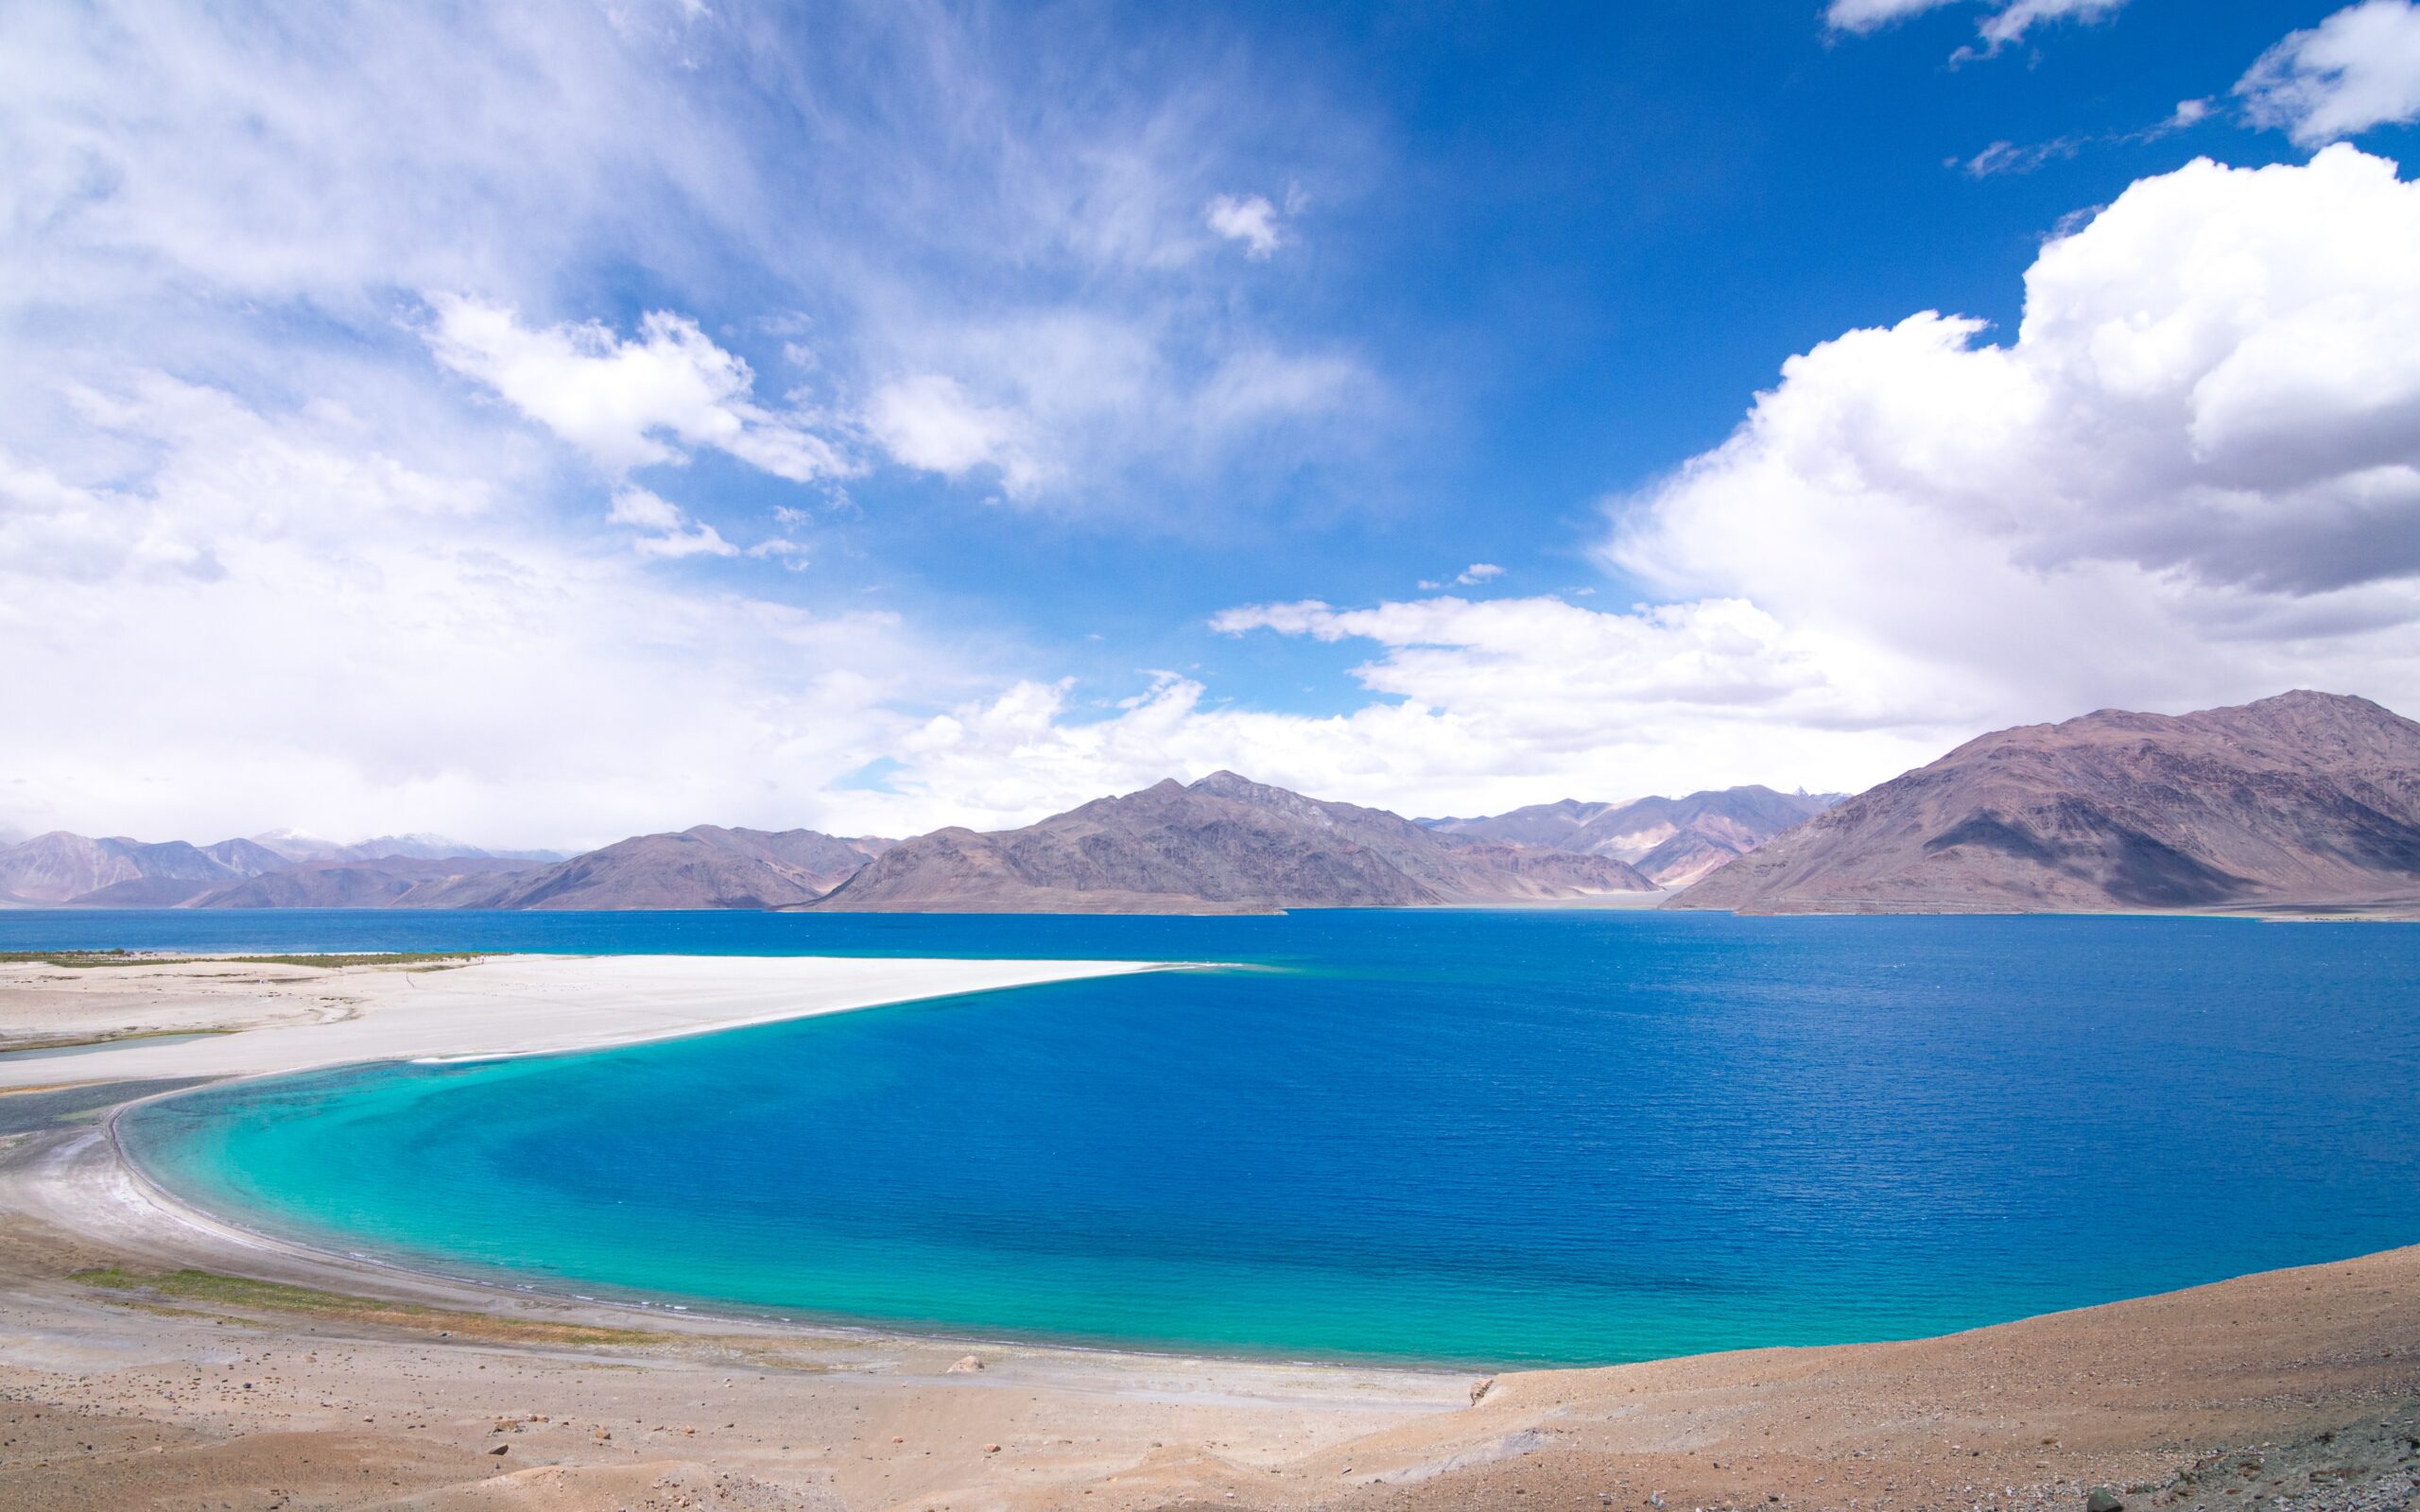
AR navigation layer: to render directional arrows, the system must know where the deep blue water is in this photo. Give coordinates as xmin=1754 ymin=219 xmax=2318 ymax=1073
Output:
xmin=22 ymin=909 xmax=2419 ymax=1367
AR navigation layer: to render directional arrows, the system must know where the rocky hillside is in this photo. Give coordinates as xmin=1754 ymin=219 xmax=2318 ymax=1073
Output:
xmin=810 ymin=771 xmax=1656 ymax=913
xmin=1427 ymin=786 xmax=1838 ymax=887
xmin=1671 ymin=691 xmax=2420 ymax=916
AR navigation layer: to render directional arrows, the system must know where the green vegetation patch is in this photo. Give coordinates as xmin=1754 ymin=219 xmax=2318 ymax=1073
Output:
xmin=71 ymin=1265 xmax=665 ymax=1347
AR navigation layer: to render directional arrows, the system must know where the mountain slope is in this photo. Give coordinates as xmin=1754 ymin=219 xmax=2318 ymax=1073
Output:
xmin=811 ymin=771 xmax=1656 ymax=913
xmin=249 ymin=831 xmax=562 ymax=864
xmin=1671 ymin=691 xmax=2420 ymax=916
xmin=424 ymin=826 xmax=891 ymax=911
xmin=1427 ymin=786 xmax=1839 ymax=886
xmin=192 ymin=855 xmax=538 ymax=909
xmin=0 ymin=832 xmax=290 ymax=905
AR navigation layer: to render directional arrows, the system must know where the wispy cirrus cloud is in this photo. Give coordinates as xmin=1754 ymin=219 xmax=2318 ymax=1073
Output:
xmin=1951 ymin=97 xmax=2210 ymax=178
xmin=0 ymin=0 xmax=1390 ymax=842
xmin=1824 ymin=0 xmax=2127 ymax=56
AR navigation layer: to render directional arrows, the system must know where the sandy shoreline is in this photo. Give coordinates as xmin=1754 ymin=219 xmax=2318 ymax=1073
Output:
xmin=0 ymin=953 xmax=1173 ymax=1089
xmin=0 ymin=956 xmax=2413 ymax=1511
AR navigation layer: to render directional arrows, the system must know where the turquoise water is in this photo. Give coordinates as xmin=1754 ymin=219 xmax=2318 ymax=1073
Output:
xmin=47 ymin=910 xmax=2420 ymax=1367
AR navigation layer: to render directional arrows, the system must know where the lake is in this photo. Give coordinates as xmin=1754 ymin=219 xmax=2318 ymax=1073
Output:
xmin=17 ymin=908 xmax=2412 ymax=1367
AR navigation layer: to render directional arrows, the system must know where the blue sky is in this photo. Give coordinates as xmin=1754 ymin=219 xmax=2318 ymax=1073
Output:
xmin=5 ymin=0 xmax=2420 ymax=846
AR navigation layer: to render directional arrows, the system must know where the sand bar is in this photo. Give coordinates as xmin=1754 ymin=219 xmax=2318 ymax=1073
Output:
xmin=0 ymin=953 xmax=1171 ymax=1089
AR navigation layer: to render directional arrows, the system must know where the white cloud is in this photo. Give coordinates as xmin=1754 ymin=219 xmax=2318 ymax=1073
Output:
xmin=1952 ymin=96 xmax=2213 ymax=178
xmin=424 ymin=296 xmax=848 ymax=483
xmin=863 ymin=373 xmax=1046 ymax=497
xmin=1826 ymin=0 xmax=2126 ymax=53
xmin=1596 ymin=146 xmax=2420 ymax=728
xmin=1456 ymin=562 xmax=1505 ymax=584
xmin=856 ymin=591 xmax=1900 ymax=828
xmin=1825 ymin=0 xmax=1961 ymax=31
xmin=0 ymin=1 xmax=761 ymax=313
xmin=1204 ymin=193 xmax=1287 ymax=258
xmin=2238 ymin=0 xmax=2420 ymax=146
xmin=0 ymin=375 xmax=938 ymax=848
xmin=872 ymin=145 xmax=2420 ymax=828
xmin=607 ymin=486 xmax=686 ymax=531
xmin=608 ymin=486 xmax=737 ymax=558
xmin=855 ymin=311 xmax=1378 ymax=512
xmin=1972 ymin=0 xmax=2124 ymax=49
xmin=748 ymin=536 xmax=811 ymax=569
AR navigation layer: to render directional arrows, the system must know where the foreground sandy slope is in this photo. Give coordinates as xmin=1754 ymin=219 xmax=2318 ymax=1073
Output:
xmin=0 ymin=957 xmax=2411 ymax=1511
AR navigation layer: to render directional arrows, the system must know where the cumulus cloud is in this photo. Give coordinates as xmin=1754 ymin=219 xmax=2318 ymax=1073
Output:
xmin=908 ymin=145 xmax=2420 ymax=827
xmin=424 ymin=296 xmax=848 ymax=483
xmin=1597 ymin=146 xmax=2420 ymax=727
xmin=859 ymin=591 xmax=1910 ymax=828
xmin=703 ymin=146 xmax=2420 ymax=829
xmin=1204 ymin=192 xmax=1287 ymax=258
xmin=1455 ymin=563 xmax=1505 ymax=585
xmin=2238 ymin=0 xmax=2420 ymax=146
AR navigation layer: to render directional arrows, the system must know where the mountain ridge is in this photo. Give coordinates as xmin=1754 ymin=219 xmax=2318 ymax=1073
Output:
xmin=1425 ymin=785 xmax=1841 ymax=886
xmin=808 ymin=770 xmax=1657 ymax=913
xmin=1671 ymin=691 xmax=2420 ymax=916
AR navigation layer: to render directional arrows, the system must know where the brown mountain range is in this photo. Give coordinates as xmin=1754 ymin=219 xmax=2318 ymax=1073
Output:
xmin=1670 ymin=691 xmax=2420 ymax=916
xmin=1424 ymin=785 xmax=1840 ymax=886
xmin=0 ymin=833 xmax=285 ymax=906
xmin=807 ymin=770 xmax=1656 ymax=913
xmin=15 ymin=690 xmax=2415 ymax=916
xmin=428 ymin=826 xmax=891 ymax=911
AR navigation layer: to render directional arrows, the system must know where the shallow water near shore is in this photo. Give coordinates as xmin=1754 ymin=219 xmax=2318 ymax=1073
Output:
xmin=50 ymin=909 xmax=2420 ymax=1366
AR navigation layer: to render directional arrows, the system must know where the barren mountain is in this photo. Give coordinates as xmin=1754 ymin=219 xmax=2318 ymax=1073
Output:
xmin=190 ymin=855 xmax=539 ymax=909
xmin=424 ymin=826 xmax=892 ymax=911
xmin=249 ymin=831 xmax=562 ymax=864
xmin=1428 ymin=786 xmax=1839 ymax=886
xmin=0 ymin=832 xmax=286 ymax=905
xmin=811 ymin=771 xmax=1656 ymax=913
xmin=1672 ymin=691 xmax=2420 ymax=916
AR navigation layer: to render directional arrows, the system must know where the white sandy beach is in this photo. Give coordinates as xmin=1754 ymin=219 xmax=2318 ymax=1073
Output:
xmin=0 ymin=953 xmax=1168 ymax=1089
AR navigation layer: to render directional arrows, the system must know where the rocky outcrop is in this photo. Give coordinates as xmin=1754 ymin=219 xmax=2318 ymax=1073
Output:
xmin=1670 ymin=691 xmax=2420 ymax=916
